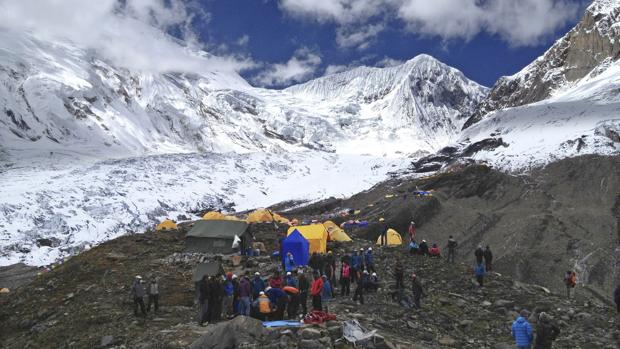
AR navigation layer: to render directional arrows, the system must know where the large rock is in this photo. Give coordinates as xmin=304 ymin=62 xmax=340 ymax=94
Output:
xmin=189 ymin=316 xmax=266 ymax=349
xmin=299 ymin=327 xmax=322 ymax=340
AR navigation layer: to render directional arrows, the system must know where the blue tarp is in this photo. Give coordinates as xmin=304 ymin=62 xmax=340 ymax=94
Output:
xmin=263 ymin=320 xmax=302 ymax=327
xmin=281 ymin=230 xmax=309 ymax=267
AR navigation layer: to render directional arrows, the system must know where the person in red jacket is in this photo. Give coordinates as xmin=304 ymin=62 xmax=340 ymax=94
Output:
xmin=269 ymin=271 xmax=283 ymax=289
xmin=428 ymin=243 xmax=441 ymax=258
xmin=310 ymin=273 xmax=324 ymax=311
xmin=408 ymin=221 xmax=416 ymax=242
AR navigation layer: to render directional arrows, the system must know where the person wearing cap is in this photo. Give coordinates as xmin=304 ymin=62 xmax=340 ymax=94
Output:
xmin=411 ymin=273 xmax=424 ymax=309
xmin=131 ymin=275 xmax=147 ymax=317
xmin=251 ymin=272 xmax=265 ymax=300
xmin=446 ymin=236 xmax=458 ymax=263
xmin=378 ymin=218 xmax=388 ymax=246
xmin=367 ymin=272 xmax=379 ymax=292
xmin=408 ymin=221 xmax=416 ymax=243
xmin=353 ymin=270 xmax=367 ymax=304
xmin=254 ymin=291 xmax=272 ymax=321
xmin=298 ymin=271 xmax=310 ymax=316
xmin=534 ymin=312 xmax=560 ymax=349
xmin=419 ymin=240 xmax=429 ymax=255
xmin=146 ymin=277 xmax=159 ymax=314
xmin=475 ymin=245 xmax=484 ymax=264
xmin=238 ymin=275 xmax=251 ymax=317
xmin=365 ymin=247 xmax=375 ymax=273
xmin=512 ymin=310 xmax=533 ymax=349
xmin=285 ymin=271 xmax=298 ymax=288
xmin=310 ymin=273 xmax=324 ymax=311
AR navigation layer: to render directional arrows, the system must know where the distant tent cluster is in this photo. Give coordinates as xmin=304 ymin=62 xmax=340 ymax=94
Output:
xmin=156 ymin=219 xmax=177 ymax=231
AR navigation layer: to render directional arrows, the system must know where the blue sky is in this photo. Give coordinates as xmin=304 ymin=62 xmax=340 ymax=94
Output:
xmin=194 ymin=0 xmax=589 ymax=88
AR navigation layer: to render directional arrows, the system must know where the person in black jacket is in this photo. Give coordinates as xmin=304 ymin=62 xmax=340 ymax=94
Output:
xmin=394 ymin=258 xmax=404 ymax=289
xmin=419 ymin=240 xmax=429 ymax=255
xmin=483 ymin=246 xmax=493 ymax=271
xmin=446 ymin=236 xmax=458 ymax=263
xmin=411 ymin=274 xmax=424 ymax=309
xmin=534 ymin=312 xmax=560 ymax=349
xmin=298 ymin=271 xmax=310 ymax=316
xmin=474 ymin=245 xmax=484 ymax=264
xmin=614 ymin=284 xmax=620 ymax=313
xmin=198 ymin=276 xmax=209 ymax=325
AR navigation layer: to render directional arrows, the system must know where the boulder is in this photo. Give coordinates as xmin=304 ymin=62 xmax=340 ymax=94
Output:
xmin=299 ymin=339 xmax=323 ymax=349
xmin=189 ymin=316 xmax=266 ymax=349
xmin=299 ymin=327 xmax=322 ymax=340
xmin=100 ymin=335 xmax=114 ymax=347
xmin=493 ymin=300 xmax=514 ymax=308
xmin=438 ymin=335 xmax=457 ymax=346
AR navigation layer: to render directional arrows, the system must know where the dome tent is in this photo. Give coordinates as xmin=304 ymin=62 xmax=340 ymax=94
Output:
xmin=375 ymin=228 xmax=403 ymax=246
xmin=156 ymin=219 xmax=177 ymax=231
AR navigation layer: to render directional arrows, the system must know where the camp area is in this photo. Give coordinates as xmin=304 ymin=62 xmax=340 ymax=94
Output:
xmin=246 ymin=209 xmax=289 ymax=224
xmin=375 ymin=229 xmax=402 ymax=246
xmin=185 ymin=220 xmax=250 ymax=254
xmin=156 ymin=219 xmax=177 ymax=231
xmin=202 ymin=211 xmax=241 ymax=221
xmin=280 ymin=229 xmax=309 ymax=267
xmin=286 ymin=224 xmax=327 ymax=254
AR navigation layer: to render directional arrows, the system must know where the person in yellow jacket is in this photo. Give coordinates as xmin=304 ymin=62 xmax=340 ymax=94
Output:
xmin=255 ymin=291 xmax=272 ymax=321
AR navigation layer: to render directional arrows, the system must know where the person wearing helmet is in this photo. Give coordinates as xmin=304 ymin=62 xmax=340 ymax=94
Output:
xmin=285 ymin=271 xmax=298 ymax=288
xmin=419 ymin=240 xmax=429 ymax=256
xmin=254 ymin=291 xmax=272 ymax=321
xmin=251 ymin=272 xmax=265 ymax=300
xmin=379 ymin=218 xmax=388 ymax=246
xmin=131 ymin=275 xmax=147 ymax=317
xmin=411 ymin=273 xmax=425 ymax=309
xmin=353 ymin=270 xmax=368 ymax=304
xmin=365 ymin=247 xmax=375 ymax=273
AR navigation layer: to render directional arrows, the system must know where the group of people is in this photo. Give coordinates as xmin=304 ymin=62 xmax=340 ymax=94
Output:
xmin=473 ymin=245 xmax=493 ymax=287
xmin=512 ymin=309 xmax=561 ymax=349
xmin=130 ymin=276 xmax=160 ymax=317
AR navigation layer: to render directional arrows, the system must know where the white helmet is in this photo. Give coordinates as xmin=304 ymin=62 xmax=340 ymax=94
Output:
xmin=367 ymin=247 xmax=372 ymax=251
xmin=286 ymin=271 xmax=292 ymax=276
xmin=254 ymin=272 xmax=260 ymax=276
xmin=372 ymin=272 xmax=377 ymax=276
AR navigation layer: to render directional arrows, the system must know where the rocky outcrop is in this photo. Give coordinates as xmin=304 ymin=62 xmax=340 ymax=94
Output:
xmin=464 ymin=0 xmax=620 ymax=129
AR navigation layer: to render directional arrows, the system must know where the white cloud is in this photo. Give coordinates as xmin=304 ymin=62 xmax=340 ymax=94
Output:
xmin=336 ymin=23 xmax=384 ymax=50
xmin=324 ymin=64 xmax=351 ymax=75
xmin=236 ymin=35 xmax=250 ymax=47
xmin=278 ymin=0 xmax=580 ymax=47
xmin=253 ymin=48 xmax=322 ymax=87
xmin=376 ymin=56 xmax=404 ymax=67
xmin=0 ymin=0 xmax=255 ymax=74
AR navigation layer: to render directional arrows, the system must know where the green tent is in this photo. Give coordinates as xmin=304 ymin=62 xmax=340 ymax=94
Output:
xmin=185 ymin=220 xmax=250 ymax=254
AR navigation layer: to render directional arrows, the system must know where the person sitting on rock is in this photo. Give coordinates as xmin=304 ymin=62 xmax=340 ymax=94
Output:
xmin=534 ymin=312 xmax=560 ymax=349
xmin=131 ymin=275 xmax=147 ymax=317
xmin=409 ymin=240 xmax=419 ymax=255
xmin=483 ymin=245 xmax=493 ymax=271
xmin=475 ymin=245 xmax=484 ymax=264
xmin=512 ymin=310 xmax=534 ymax=349
xmin=563 ymin=270 xmax=576 ymax=299
xmin=411 ymin=273 xmax=424 ymax=309
xmin=615 ymin=283 xmax=620 ymax=313
xmin=428 ymin=243 xmax=441 ymax=258
xmin=419 ymin=240 xmax=429 ymax=256
xmin=367 ymin=272 xmax=379 ymax=292
xmin=269 ymin=270 xmax=283 ymax=289
xmin=474 ymin=262 xmax=485 ymax=287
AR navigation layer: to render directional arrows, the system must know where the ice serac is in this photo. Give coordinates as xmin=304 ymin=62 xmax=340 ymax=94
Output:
xmin=464 ymin=0 xmax=620 ymax=129
xmin=286 ymin=54 xmax=488 ymax=154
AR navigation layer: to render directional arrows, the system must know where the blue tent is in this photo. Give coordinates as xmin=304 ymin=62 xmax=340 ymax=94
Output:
xmin=281 ymin=229 xmax=309 ymax=267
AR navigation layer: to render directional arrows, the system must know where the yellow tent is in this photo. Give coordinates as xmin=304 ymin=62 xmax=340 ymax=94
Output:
xmin=323 ymin=221 xmax=352 ymax=242
xmin=203 ymin=211 xmax=241 ymax=221
xmin=246 ymin=209 xmax=289 ymax=224
xmin=156 ymin=219 xmax=177 ymax=231
xmin=287 ymin=224 xmax=327 ymax=254
xmin=375 ymin=228 xmax=403 ymax=246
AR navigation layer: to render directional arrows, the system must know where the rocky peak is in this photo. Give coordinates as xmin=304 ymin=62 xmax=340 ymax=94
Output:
xmin=463 ymin=0 xmax=620 ymax=129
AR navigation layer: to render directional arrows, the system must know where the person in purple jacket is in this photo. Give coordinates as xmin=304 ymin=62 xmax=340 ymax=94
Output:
xmin=238 ymin=275 xmax=252 ymax=316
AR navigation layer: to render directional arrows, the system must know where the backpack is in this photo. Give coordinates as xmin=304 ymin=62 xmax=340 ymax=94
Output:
xmin=568 ymin=272 xmax=577 ymax=287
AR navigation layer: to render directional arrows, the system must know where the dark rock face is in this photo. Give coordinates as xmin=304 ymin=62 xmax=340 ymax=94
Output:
xmin=464 ymin=2 xmax=620 ymax=129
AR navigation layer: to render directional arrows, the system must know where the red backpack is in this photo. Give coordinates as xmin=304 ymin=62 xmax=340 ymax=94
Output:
xmin=342 ymin=264 xmax=350 ymax=278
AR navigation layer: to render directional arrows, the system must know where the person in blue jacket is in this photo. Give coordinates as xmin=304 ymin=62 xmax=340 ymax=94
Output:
xmin=474 ymin=262 xmax=485 ymax=287
xmin=284 ymin=252 xmax=296 ymax=272
xmin=251 ymin=272 xmax=265 ymax=300
xmin=285 ymin=271 xmax=298 ymax=288
xmin=512 ymin=310 xmax=533 ymax=349
xmin=365 ymin=248 xmax=375 ymax=273
xmin=351 ymin=251 xmax=361 ymax=284
xmin=265 ymin=286 xmax=287 ymax=320
xmin=321 ymin=275 xmax=333 ymax=313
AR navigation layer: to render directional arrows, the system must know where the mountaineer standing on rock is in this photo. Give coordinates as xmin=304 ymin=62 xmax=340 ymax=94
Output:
xmin=238 ymin=275 xmax=252 ymax=317
xmin=446 ymin=236 xmax=458 ymax=263
xmin=351 ymin=250 xmax=361 ymax=284
xmin=411 ymin=273 xmax=424 ymax=309
xmin=146 ymin=278 xmax=159 ymax=314
xmin=379 ymin=218 xmax=388 ymax=246
xmin=340 ymin=260 xmax=351 ymax=296
xmin=533 ymin=312 xmax=560 ymax=349
xmin=285 ymin=271 xmax=298 ymax=288
xmin=475 ymin=245 xmax=484 ymax=264
xmin=353 ymin=270 xmax=367 ymax=304
xmin=251 ymin=272 xmax=265 ymax=300
xmin=310 ymin=272 xmax=324 ymax=311
xmin=223 ymin=273 xmax=235 ymax=318
xmin=298 ymin=271 xmax=310 ymax=316
xmin=395 ymin=258 xmax=404 ymax=289
xmin=474 ymin=262 xmax=485 ymax=287
xmin=512 ymin=310 xmax=534 ymax=349
xmin=365 ymin=247 xmax=375 ymax=273
xmin=198 ymin=275 xmax=209 ymax=325
xmin=321 ymin=275 xmax=333 ymax=313
xmin=131 ymin=275 xmax=147 ymax=317
xmin=408 ymin=221 xmax=416 ymax=243
xmin=563 ymin=270 xmax=577 ymax=299
xmin=615 ymin=283 xmax=620 ymax=313
xmin=269 ymin=270 xmax=283 ymax=289
xmin=419 ymin=239 xmax=429 ymax=255
xmin=484 ymin=246 xmax=493 ymax=271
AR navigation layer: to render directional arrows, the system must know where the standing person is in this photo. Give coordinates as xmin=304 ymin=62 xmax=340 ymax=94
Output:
xmin=512 ymin=310 xmax=534 ymax=349
xmin=269 ymin=271 xmax=283 ymax=289
xmin=419 ymin=240 xmax=429 ymax=255
xmin=534 ymin=312 xmax=560 ymax=349
xmin=298 ymin=271 xmax=310 ymax=316
xmin=147 ymin=278 xmax=159 ymax=314
xmin=198 ymin=275 xmax=209 ymax=325
xmin=255 ymin=291 xmax=272 ymax=321
xmin=484 ymin=246 xmax=493 ymax=271
xmin=351 ymin=251 xmax=361 ymax=284
xmin=411 ymin=273 xmax=424 ymax=309
xmin=408 ymin=221 xmax=416 ymax=243
xmin=563 ymin=271 xmax=576 ymax=299
xmin=223 ymin=273 xmax=235 ymax=318
xmin=379 ymin=218 xmax=388 ymax=246
xmin=615 ymin=284 xmax=620 ymax=313
xmin=474 ymin=262 xmax=485 ymax=287
xmin=309 ymin=252 xmax=319 ymax=273
xmin=310 ymin=273 xmax=324 ymax=311
xmin=285 ymin=271 xmax=298 ymax=288
xmin=341 ymin=260 xmax=351 ymax=296
xmin=232 ymin=274 xmax=240 ymax=315
xmin=238 ymin=275 xmax=252 ymax=317
xmin=353 ymin=269 xmax=366 ymax=304
xmin=284 ymin=252 xmax=296 ymax=272
xmin=251 ymin=272 xmax=265 ymax=300
xmin=409 ymin=240 xmax=419 ymax=255
xmin=321 ymin=275 xmax=332 ymax=313
xmin=446 ymin=236 xmax=458 ymax=263
xmin=365 ymin=248 xmax=375 ymax=273
xmin=394 ymin=258 xmax=404 ymax=290
xmin=131 ymin=276 xmax=147 ymax=317
xmin=209 ymin=275 xmax=224 ymax=323
xmin=475 ymin=245 xmax=484 ymax=264
xmin=284 ymin=285 xmax=300 ymax=319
